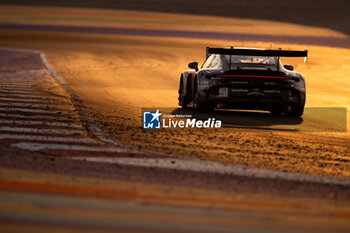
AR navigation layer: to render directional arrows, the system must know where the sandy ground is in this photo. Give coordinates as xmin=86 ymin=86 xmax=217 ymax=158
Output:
xmin=51 ymin=35 xmax=350 ymax=179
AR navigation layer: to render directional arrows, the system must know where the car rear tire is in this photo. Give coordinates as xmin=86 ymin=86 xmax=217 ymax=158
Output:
xmin=178 ymin=76 xmax=190 ymax=108
xmin=287 ymin=104 xmax=304 ymax=117
xmin=193 ymin=79 xmax=213 ymax=112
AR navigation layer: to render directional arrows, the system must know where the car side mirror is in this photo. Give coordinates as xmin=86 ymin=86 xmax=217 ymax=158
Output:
xmin=284 ymin=65 xmax=294 ymax=71
xmin=188 ymin=62 xmax=198 ymax=71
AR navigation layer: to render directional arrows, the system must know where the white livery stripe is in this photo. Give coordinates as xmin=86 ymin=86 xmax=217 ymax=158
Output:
xmin=0 ymin=113 xmax=75 ymax=121
xmin=0 ymin=134 xmax=97 ymax=144
xmin=72 ymin=157 xmax=350 ymax=186
xmin=0 ymin=107 xmax=72 ymax=115
xmin=0 ymin=127 xmax=86 ymax=135
xmin=0 ymin=119 xmax=82 ymax=128
xmin=0 ymin=102 xmax=73 ymax=110
xmin=12 ymin=143 xmax=130 ymax=153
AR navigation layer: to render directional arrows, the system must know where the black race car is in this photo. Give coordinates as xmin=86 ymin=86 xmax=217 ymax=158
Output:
xmin=178 ymin=47 xmax=308 ymax=116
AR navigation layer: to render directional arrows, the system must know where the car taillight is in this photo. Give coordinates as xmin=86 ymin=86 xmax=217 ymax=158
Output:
xmin=216 ymin=75 xmax=291 ymax=79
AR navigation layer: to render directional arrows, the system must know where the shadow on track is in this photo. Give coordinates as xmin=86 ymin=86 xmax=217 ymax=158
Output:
xmin=171 ymin=108 xmax=302 ymax=131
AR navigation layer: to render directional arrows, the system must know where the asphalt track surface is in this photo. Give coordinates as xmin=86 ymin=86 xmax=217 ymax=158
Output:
xmin=0 ymin=18 xmax=350 ymax=233
xmin=1 ymin=49 xmax=348 ymax=185
xmin=0 ymin=45 xmax=350 ymax=233
xmin=1 ymin=0 xmax=349 ymax=36
xmin=0 ymin=23 xmax=350 ymax=49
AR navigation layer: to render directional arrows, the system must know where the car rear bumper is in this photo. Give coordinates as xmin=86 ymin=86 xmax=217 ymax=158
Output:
xmin=199 ymin=88 xmax=305 ymax=110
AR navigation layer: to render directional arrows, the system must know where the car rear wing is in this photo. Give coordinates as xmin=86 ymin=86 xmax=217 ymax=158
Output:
xmin=206 ymin=47 xmax=308 ymax=62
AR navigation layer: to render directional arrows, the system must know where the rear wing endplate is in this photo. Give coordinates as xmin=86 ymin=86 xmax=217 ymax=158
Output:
xmin=206 ymin=47 xmax=308 ymax=62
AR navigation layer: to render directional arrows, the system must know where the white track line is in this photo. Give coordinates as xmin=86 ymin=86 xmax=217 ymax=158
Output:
xmin=0 ymin=86 xmax=56 ymax=90
xmin=0 ymin=82 xmax=49 ymax=86
xmin=12 ymin=142 xmax=132 ymax=153
xmin=40 ymin=52 xmax=173 ymax=156
xmin=0 ymin=83 xmax=37 ymax=90
xmin=0 ymin=73 xmax=49 ymax=80
xmin=0 ymin=84 xmax=41 ymax=87
xmin=0 ymin=90 xmax=45 ymax=95
xmin=0 ymin=82 xmax=46 ymax=85
xmin=0 ymin=102 xmax=73 ymax=110
xmin=0 ymin=87 xmax=48 ymax=90
xmin=0 ymin=119 xmax=82 ymax=128
xmin=1 ymin=88 xmax=58 ymax=93
xmin=0 ymin=127 xmax=86 ymax=135
xmin=0 ymin=97 xmax=70 ymax=104
xmin=0 ymin=97 xmax=48 ymax=103
xmin=0 ymin=83 xmax=52 ymax=87
xmin=0 ymin=113 xmax=75 ymax=121
xmin=40 ymin=53 xmax=127 ymax=148
xmin=0 ymin=134 xmax=97 ymax=144
xmin=0 ymin=94 xmax=68 ymax=100
xmin=0 ymin=83 xmax=57 ymax=87
xmin=0 ymin=87 xmax=38 ymax=91
xmin=0 ymin=68 xmax=45 ymax=75
xmin=0 ymin=107 xmax=73 ymax=115
xmin=71 ymin=157 xmax=350 ymax=186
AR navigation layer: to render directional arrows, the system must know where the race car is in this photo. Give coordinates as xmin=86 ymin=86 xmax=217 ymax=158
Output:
xmin=178 ymin=47 xmax=308 ymax=116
